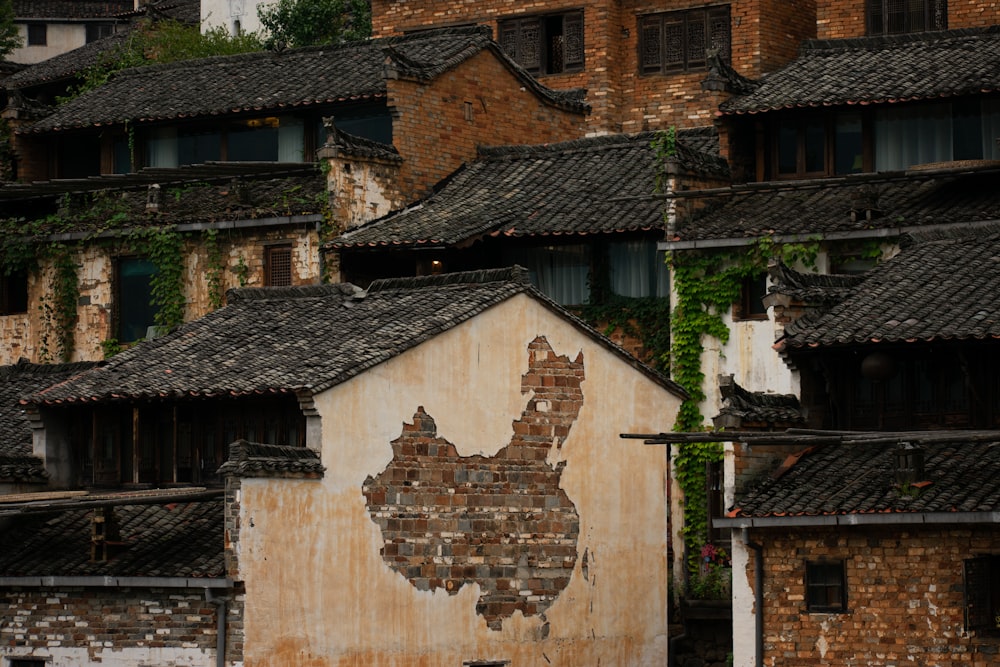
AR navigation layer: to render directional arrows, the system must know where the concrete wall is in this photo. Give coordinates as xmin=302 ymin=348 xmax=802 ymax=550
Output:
xmin=201 ymin=0 xmax=265 ymax=37
xmin=233 ymin=294 xmax=680 ymax=666
xmin=11 ymin=23 xmax=88 ymax=65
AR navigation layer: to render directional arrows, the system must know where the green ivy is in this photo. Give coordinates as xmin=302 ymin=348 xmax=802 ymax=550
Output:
xmin=203 ymin=229 xmax=225 ymax=310
xmin=578 ymin=296 xmax=671 ymax=370
xmin=128 ymin=227 xmax=186 ymax=333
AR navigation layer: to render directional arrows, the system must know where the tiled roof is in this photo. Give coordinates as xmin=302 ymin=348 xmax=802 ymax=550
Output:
xmin=14 ymin=0 xmax=133 ymax=19
xmin=778 ymin=226 xmax=1000 ymax=350
xmin=27 ymin=267 xmax=683 ymax=405
xmin=713 ymin=376 xmax=805 ymax=429
xmin=23 ymin=27 xmax=587 ymax=134
xmin=668 ymin=167 xmax=1000 ymax=244
xmin=767 ymin=262 xmax=864 ymax=306
xmin=0 ymin=360 xmax=98 ymax=483
xmin=720 ymin=26 xmax=1000 ymax=116
xmin=0 ymin=164 xmax=326 ymax=237
xmin=0 ymin=498 xmax=223 ymax=577
xmin=331 ymin=129 xmax=726 ymax=248
xmin=730 ymin=439 xmax=1000 ymax=518
xmin=218 ymin=440 xmax=325 ymax=478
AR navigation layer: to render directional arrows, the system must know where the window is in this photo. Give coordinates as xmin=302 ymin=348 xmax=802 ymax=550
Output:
xmin=867 ymin=0 xmax=946 ymax=36
xmin=965 ymin=555 xmax=1000 ymax=635
xmin=806 ymin=560 xmax=847 ymax=612
xmin=85 ymin=23 xmax=115 ymax=43
xmin=503 ymin=244 xmax=591 ymax=305
xmin=26 ymin=24 xmax=46 ymax=46
xmin=1 ymin=270 xmax=28 ymax=315
xmin=265 ymin=245 xmax=293 ymax=287
xmin=639 ymin=6 xmax=730 ymax=74
xmin=116 ymin=257 xmax=158 ymax=342
xmin=10 ymin=659 xmax=46 ymax=667
xmin=733 ymin=273 xmax=768 ymax=321
xmin=609 ymin=241 xmax=670 ymax=298
xmin=499 ymin=12 xmax=584 ymax=75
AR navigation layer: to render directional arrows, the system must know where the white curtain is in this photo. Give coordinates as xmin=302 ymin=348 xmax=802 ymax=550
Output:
xmin=609 ymin=240 xmax=669 ymax=298
xmin=874 ymin=102 xmax=951 ymax=171
xmin=147 ymin=127 xmax=178 ymax=168
xmin=505 ymin=245 xmax=590 ymax=306
xmin=278 ymin=118 xmax=304 ymax=162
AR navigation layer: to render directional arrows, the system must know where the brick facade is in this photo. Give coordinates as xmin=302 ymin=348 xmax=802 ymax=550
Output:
xmin=747 ymin=525 xmax=1000 ymax=666
xmin=0 ymin=585 xmax=245 ymax=665
xmin=372 ymin=0 xmax=817 ymax=133
xmin=817 ymin=0 xmax=997 ymax=39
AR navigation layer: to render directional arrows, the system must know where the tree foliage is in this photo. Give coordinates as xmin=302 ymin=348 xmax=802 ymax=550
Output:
xmin=257 ymin=0 xmax=371 ymax=49
xmin=0 ymin=0 xmax=22 ymax=58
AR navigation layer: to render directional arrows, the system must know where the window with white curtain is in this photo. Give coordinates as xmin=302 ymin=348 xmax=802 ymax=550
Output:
xmin=874 ymin=102 xmax=952 ymax=171
xmin=609 ymin=240 xmax=669 ymax=298
xmin=503 ymin=245 xmax=591 ymax=306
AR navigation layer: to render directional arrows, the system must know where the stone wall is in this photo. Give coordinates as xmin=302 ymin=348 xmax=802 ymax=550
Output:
xmin=746 ymin=524 xmax=1000 ymax=666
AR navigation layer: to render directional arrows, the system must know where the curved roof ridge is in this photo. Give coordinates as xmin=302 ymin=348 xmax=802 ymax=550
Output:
xmin=368 ymin=266 xmax=532 ymax=292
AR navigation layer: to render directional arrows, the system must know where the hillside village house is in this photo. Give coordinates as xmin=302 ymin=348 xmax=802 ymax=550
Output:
xmin=9 ymin=0 xmax=133 ymax=65
xmin=0 ymin=26 xmax=588 ymax=364
xmin=1 ymin=268 xmax=685 ymax=666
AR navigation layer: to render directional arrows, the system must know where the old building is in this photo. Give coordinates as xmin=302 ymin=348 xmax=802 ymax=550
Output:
xmin=10 ymin=0 xmax=132 ymax=65
xmin=1 ymin=267 xmax=684 ymax=666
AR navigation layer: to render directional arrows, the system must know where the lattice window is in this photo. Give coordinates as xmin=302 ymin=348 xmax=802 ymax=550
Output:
xmin=867 ymin=0 xmax=947 ymax=35
xmin=965 ymin=555 xmax=1000 ymax=634
xmin=265 ymin=245 xmax=292 ymax=287
xmin=499 ymin=12 xmax=584 ymax=75
xmin=805 ymin=560 xmax=847 ymax=613
xmin=639 ymin=5 xmax=730 ymax=74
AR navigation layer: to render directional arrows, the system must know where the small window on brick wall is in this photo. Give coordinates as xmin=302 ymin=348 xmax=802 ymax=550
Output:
xmin=1 ymin=270 xmax=28 ymax=315
xmin=867 ymin=0 xmax=946 ymax=36
xmin=639 ymin=5 xmax=730 ymax=75
xmin=806 ymin=560 xmax=847 ymax=612
xmin=499 ymin=11 xmax=584 ymax=75
xmin=265 ymin=244 xmax=293 ymax=287
xmin=965 ymin=555 xmax=1000 ymax=635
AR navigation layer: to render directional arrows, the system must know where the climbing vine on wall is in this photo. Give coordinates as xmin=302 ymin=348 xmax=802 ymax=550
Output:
xmin=128 ymin=226 xmax=186 ymax=333
xmin=203 ymin=228 xmax=226 ymax=310
xmin=578 ymin=296 xmax=672 ymax=370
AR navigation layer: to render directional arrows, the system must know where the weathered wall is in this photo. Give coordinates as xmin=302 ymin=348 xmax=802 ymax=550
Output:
xmin=201 ymin=0 xmax=266 ymax=36
xmin=2 ymin=225 xmax=320 ymax=365
xmin=319 ymin=152 xmax=405 ymax=232
xmin=235 ymin=293 xmax=679 ymax=666
xmin=0 ymin=585 xmax=241 ymax=667
xmin=389 ymin=49 xmax=588 ymax=201
xmin=732 ymin=525 xmax=1000 ymax=666
xmin=816 ymin=0 xmax=998 ymax=39
xmin=10 ymin=23 xmax=87 ymax=65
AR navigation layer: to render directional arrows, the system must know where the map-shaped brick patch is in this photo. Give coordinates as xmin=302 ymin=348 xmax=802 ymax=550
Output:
xmin=363 ymin=336 xmax=583 ymax=630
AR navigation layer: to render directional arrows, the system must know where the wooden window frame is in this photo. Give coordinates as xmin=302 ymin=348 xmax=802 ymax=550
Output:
xmin=264 ymin=244 xmax=293 ymax=287
xmin=638 ymin=5 xmax=731 ymax=75
xmin=732 ymin=273 xmax=768 ymax=321
xmin=965 ymin=555 xmax=1000 ymax=635
xmin=85 ymin=23 xmax=115 ymax=44
xmin=866 ymin=0 xmax=947 ymax=36
xmin=499 ymin=11 xmax=584 ymax=75
xmin=26 ymin=24 xmax=46 ymax=46
xmin=770 ymin=113 xmax=874 ymax=181
xmin=806 ymin=560 xmax=847 ymax=613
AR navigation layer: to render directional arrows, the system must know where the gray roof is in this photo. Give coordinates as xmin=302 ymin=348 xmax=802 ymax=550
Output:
xmin=28 ymin=267 xmax=684 ymax=405
xmin=23 ymin=27 xmax=587 ymax=134
xmin=8 ymin=29 xmax=133 ymax=89
xmin=0 ymin=360 xmax=98 ymax=483
xmin=218 ymin=441 xmax=325 ymax=478
xmin=713 ymin=376 xmax=805 ymax=429
xmin=777 ymin=226 xmax=1000 ymax=350
xmin=14 ymin=0 xmax=133 ymax=19
xmin=721 ymin=26 xmax=1000 ymax=116
xmin=667 ymin=166 xmax=1000 ymax=245
xmin=332 ymin=129 xmax=727 ymax=249
xmin=0 ymin=496 xmax=223 ymax=577
xmin=730 ymin=439 xmax=1000 ymax=519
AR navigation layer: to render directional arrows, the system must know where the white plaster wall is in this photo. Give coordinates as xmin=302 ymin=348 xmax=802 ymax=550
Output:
xmin=201 ymin=0 xmax=265 ymax=36
xmin=11 ymin=23 xmax=87 ymax=64
xmin=236 ymin=293 xmax=681 ymax=666
xmin=1 ymin=646 xmax=222 ymax=667
xmin=730 ymin=532 xmax=756 ymax=667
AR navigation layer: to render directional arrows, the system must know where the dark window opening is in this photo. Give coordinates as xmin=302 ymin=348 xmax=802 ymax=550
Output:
xmin=1 ymin=270 xmax=28 ymax=315
xmin=733 ymin=273 xmax=768 ymax=321
xmin=265 ymin=245 xmax=293 ymax=287
xmin=806 ymin=560 xmax=847 ymax=612
xmin=27 ymin=24 xmax=46 ymax=46
xmin=639 ymin=6 xmax=730 ymax=75
xmin=499 ymin=11 xmax=584 ymax=75
xmin=10 ymin=659 xmax=47 ymax=667
xmin=85 ymin=23 xmax=115 ymax=43
xmin=867 ymin=0 xmax=946 ymax=35
xmin=116 ymin=257 xmax=158 ymax=343
xmin=965 ymin=555 xmax=1000 ymax=636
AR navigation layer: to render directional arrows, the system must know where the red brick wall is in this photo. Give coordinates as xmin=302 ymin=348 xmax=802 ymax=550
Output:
xmin=389 ymin=50 xmax=587 ymax=200
xmin=747 ymin=525 xmax=1000 ymax=665
xmin=817 ymin=0 xmax=999 ymax=39
xmin=0 ymin=586 xmax=244 ymax=663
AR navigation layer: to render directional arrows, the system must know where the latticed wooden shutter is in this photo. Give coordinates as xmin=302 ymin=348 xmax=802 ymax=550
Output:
xmin=562 ymin=13 xmax=584 ymax=70
xmin=662 ymin=16 xmax=684 ymax=71
xmin=518 ymin=18 xmax=542 ymax=72
xmin=266 ymin=245 xmax=292 ymax=287
xmin=708 ymin=6 xmax=731 ymax=63
xmin=640 ymin=17 xmax=663 ymax=73
xmin=965 ymin=556 xmax=995 ymax=632
xmin=685 ymin=11 xmax=708 ymax=69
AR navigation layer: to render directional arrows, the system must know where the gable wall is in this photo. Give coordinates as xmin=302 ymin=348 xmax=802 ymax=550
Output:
xmin=10 ymin=23 xmax=88 ymax=65
xmin=737 ymin=525 xmax=1000 ymax=666
xmin=816 ymin=0 xmax=997 ymax=39
xmin=232 ymin=294 xmax=680 ymax=666
xmin=388 ymin=51 xmax=587 ymax=200
xmin=2 ymin=225 xmax=321 ymax=365
xmin=0 ymin=585 xmax=240 ymax=667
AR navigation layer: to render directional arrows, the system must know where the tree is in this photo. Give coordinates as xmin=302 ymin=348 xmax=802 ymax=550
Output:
xmin=257 ymin=0 xmax=371 ymax=49
xmin=0 ymin=0 xmax=23 ymax=58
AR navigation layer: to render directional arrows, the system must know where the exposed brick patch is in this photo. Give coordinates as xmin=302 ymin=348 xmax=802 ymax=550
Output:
xmin=363 ymin=336 xmax=584 ymax=630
